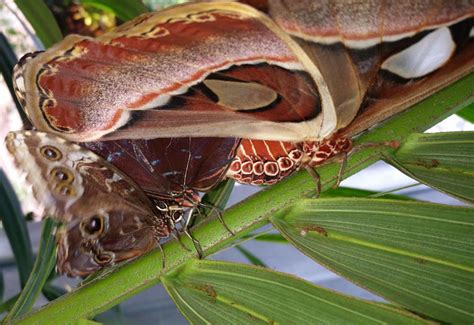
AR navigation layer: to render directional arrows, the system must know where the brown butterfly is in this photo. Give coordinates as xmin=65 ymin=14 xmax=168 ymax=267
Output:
xmin=81 ymin=137 xmax=239 ymax=209
xmin=5 ymin=131 xmax=239 ymax=275
xmin=5 ymin=131 xmax=173 ymax=277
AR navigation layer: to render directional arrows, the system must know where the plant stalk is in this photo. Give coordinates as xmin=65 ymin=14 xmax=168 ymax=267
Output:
xmin=16 ymin=73 xmax=473 ymax=324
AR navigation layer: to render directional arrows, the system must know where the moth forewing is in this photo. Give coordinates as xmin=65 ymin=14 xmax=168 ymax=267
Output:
xmin=268 ymin=0 xmax=473 ymax=48
xmin=15 ymin=2 xmax=335 ymax=143
xmin=10 ymin=1 xmax=474 ymax=191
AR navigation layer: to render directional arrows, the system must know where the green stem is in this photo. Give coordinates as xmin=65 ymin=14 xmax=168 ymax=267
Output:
xmin=16 ymin=73 xmax=473 ymax=324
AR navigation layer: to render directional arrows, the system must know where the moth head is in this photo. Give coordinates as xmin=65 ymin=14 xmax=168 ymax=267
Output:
xmin=56 ymin=208 xmax=170 ymax=277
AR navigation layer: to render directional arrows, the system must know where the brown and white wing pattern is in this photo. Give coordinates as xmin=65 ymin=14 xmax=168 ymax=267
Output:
xmin=11 ymin=1 xmax=473 ymax=192
xmin=15 ymin=2 xmax=334 ymax=143
xmin=269 ymin=0 xmax=473 ymax=47
xmin=225 ymin=0 xmax=473 ymax=186
xmin=268 ymin=0 xmax=474 ymax=133
xmin=5 ymin=131 xmax=171 ymax=276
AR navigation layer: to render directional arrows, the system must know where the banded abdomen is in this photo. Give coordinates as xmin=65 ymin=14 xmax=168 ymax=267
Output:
xmin=227 ymin=134 xmax=352 ymax=186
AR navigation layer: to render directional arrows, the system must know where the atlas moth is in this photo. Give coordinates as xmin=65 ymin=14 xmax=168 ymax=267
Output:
xmin=7 ymin=0 xmax=474 ymax=275
xmin=13 ymin=1 xmax=474 ymax=185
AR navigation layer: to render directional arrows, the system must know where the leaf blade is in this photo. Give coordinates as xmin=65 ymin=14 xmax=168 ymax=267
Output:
xmin=235 ymin=246 xmax=267 ymax=267
xmin=13 ymin=0 xmax=62 ymax=48
xmin=0 ymin=170 xmax=34 ymax=288
xmin=81 ymin=0 xmax=149 ymax=21
xmin=253 ymin=233 xmax=287 ymax=243
xmin=270 ymin=198 xmax=474 ymax=323
xmin=457 ymin=102 xmax=474 ymax=123
xmin=0 ymin=33 xmax=29 ymax=125
xmin=391 ymin=132 xmax=474 ymax=203
xmin=321 ymin=186 xmax=413 ymax=200
xmin=4 ymin=219 xmax=59 ymax=321
xmin=162 ymin=260 xmax=425 ymax=324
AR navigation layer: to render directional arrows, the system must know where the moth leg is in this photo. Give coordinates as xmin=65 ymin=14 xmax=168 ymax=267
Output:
xmin=216 ymin=210 xmax=234 ymax=236
xmin=333 ymin=153 xmax=348 ymax=189
xmin=331 ymin=140 xmax=399 ymax=188
xmin=304 ymin=166 xmax=321 ymax=198
xmin=183 ymin=229 xmax=203 ymax=258
xmin=183 ymin=209 xmax=204 ymax=258
xmin=178 ymin=218 xmax=186 ymax=230
xmin=156 ymin=242 xmax=166 ymax=269
xmin=171 ymin=226 xmax=192 ymax=253
xmin=199 ymin=202 xmax=234 ymax=236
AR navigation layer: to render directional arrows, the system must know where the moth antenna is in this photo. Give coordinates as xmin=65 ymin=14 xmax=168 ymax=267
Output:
xmin=182 ymin=137 xmax=192 ymax=186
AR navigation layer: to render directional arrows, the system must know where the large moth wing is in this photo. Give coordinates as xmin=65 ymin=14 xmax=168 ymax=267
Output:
xmin=5 ymin=131 xmax=170 ymax=276
xmin=268 ymin=0 xmax=474 ymax=135
xmin=217 ymin=0 xmax=473 ymax=187
xmin=341 ymin=39 xmax=474 ymax=138
xmin=15 ymin=2 xmax=335 ymax=143
xmin=13 ymin=1 xmax=473 ymax=145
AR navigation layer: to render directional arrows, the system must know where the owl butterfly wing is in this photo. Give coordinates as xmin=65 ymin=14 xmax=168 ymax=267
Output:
xmin=5 ymin=131 xmax=170 ymax=276
xmin=82 ymin=137 xmax=240 ymax=202
xmin=15 ymin=2 xmax=334 ymax=143
xmin=267 ymin=0 xmax=474 ymax=135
